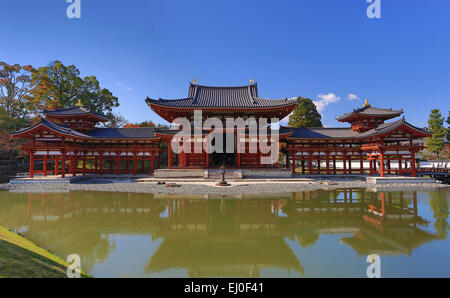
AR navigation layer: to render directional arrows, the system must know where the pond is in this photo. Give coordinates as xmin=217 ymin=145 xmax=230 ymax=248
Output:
xmin=0 ymin=188 xmax=448 ymax=277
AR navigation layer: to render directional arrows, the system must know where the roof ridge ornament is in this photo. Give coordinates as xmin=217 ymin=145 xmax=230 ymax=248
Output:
xmin=362 ymin=99 xmax=371 ymax=108
xmin=192 ymin=79 xmax=198 ymax=85
xmin=75 ymin=99 xmax=84 ymax=107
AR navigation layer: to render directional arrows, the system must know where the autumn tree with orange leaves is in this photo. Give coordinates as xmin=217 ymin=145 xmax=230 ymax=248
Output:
xmin=0 ymin=62 xmax=39 ymax=159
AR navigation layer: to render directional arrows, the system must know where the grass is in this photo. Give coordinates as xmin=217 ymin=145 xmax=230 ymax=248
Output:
xmin=0 ymin=226 xmax=90 ymax=278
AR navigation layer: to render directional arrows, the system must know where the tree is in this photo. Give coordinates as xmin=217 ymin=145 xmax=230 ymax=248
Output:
xmin=0 ymin=108 xmax=30 ymax=159
xmin=124 ymin=120 xmax=156 ymax=128
xmin=156 ymin=123 xmax=170 ymax=130
xmin=30 ymin=60 xmax=82 ymax=109
xmin=0 ymin=62 xmax=37 ymax=119
xmin=288 ymin=97 xmax=323 ymax=128
xmin=429 ymin=190 xmax=448 ymax=239
xmin=104 ymin=112 xmax=127 ymax=128
xmin=447 ymin=111 xmax=450 ymax=140
xmin=30 ymin=60 xmax=119 ymax=113
xmin=426 ymin=109 xmax=446 ymax=158
xmin=79 ymin=75 xmax=119 ymax=114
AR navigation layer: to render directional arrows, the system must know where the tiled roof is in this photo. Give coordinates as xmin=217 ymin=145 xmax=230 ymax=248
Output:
xmin=43 ymin=107 xmax=109 ymax=121
xmin=357 ymin=117 xmax=429 ymax=138
xmin=10 ymin=118 xmax=91 ymax=138
xmin=287 ymin=127 xmax=359 ymax=139
xmin=286 ymin=118 xmax=430 ymax=140
xmin=87 ymin=128 xmax=158 ymax=139
xmin=146 ymin=83 xmax=298 ymax=108
xmin=336 ymin=106 xmax=403 ymax=121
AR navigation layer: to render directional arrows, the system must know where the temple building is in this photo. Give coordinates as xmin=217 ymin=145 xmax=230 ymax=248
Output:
xmin=11 ymin=81 xmax=431 ymax=178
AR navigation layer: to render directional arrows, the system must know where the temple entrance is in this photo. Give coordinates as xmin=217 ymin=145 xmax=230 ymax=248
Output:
xmin=208 ymin=133 xmax=236 ymax=168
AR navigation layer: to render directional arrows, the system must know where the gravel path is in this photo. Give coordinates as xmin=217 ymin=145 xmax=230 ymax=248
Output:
xmin=2 ymin=180 xmax=448 ymax=195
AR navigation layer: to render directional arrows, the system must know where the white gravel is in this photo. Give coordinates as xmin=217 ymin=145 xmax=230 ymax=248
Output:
xmin=1 ymin=180 xmax=448 ymax=195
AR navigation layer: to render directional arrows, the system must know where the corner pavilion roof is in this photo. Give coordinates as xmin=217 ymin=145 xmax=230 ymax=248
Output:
xmin=11 ymin=118 xmax=161 ymax=140
xmin=336 ymin=105 xmax=403 ymax=122
xmin=10 ymin=118 xmax=92 ymax=139
xmin=146 ymin=83 xmax=299 ymax=109
xmin=42 ymin=107 xmax=109 ymax=121
xmin=285 ymin=117 xmax=430 ymax=140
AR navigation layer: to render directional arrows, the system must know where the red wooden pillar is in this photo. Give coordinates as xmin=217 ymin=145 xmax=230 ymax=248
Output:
xmin=398 ymin=156 xmax=402 ymax=175
xmin=301 ymin=159 xmax=305 ymax=174
xmin=69 ymin=155 xmax=73 ymax=176
xmin=257 ymin=147 xmax=262 ymax=168
xmin=291 ymin=151 xmax=296 ymax=175
xmin=387 ymin=157 xmax=391 ymax=174
xmin=99 ymin=154 xmax=104 ymax=176
xmin=61 ymin=151 xmax=66 ymax=178
xmin=29 ymin=151 xmax=34 ymax=178
xmin=133 ymin=151 xmax=137 ymax=176
xmin=359 ymin=153 xmax=364 ymax=175
xmin=168 ymin=140 xmax=173 ymax=169
xmin=151 ymin=154 xmax=155 ymax=176
xmin=411 ymin=152 xmax=416 ymax=177
xmin=308 ymin=153 xmax=313 ymax=175
xmin=54 ymin=157 xmax=59 ymax=176
xmin=116 ymin=151 xmax=120 ymax=175
xmin=326 ymin=152 xmax=330 ymax=175
xmin=369 ymin=156 xmax=373 ymax=176
xmin=82 ymin=156 xmax=86 ymax=176
xmin=333 ymin=156 xmax=336 ymax=174
xmin=43 ymin=155 xmax=47 ymax=177
xmin=72 ymin=155 xmax=77 ymax=177
xmin=379 ymin=153 xmax=385 ymax=177
xmin=317 ymin=156 xmax=321 ymax=174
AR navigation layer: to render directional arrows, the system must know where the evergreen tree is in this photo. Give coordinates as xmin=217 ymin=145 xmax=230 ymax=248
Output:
xmin=447 ymin=111 xmax=450 ymax=140
xmin=288 ymin=97 xmax=323 ymax=128
xmin=30 ymin=60 xmax=119 ymax=114
xmin=426 ymin=109 xmax=446 ymax=158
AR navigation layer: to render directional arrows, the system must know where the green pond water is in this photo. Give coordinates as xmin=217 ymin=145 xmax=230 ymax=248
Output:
xmin=0 ymin=188 xmax=449 ymax=278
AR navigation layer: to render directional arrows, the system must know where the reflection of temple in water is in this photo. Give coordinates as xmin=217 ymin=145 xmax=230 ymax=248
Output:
xmin=0 ymin=190 xmax=441 ymax=276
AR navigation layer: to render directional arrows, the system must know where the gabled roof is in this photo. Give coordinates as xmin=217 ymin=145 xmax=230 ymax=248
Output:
xmin=285 ymin=118 xmax=430 ymax=140
xmin=10 ymin=118 xmax=92 ymax=139
xmin=356 ymin=117 xmax=430 ymax=138
xmin=146 ymin=83 xmax=298 ymax=108
xmin=10 ymin=119 xmax=163 ymax=140
xmin=43 ymin=107 xmax=109 ymax=121
xmin=336 ymin=106 xmax=403 ymax=122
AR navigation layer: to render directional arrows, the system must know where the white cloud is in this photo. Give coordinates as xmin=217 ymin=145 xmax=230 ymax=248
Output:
xmin=313 ymin=93 xmax=341 ymax=112
xmin=116 ymin=81 xmax=134 ymax=91
xmin=346 ymin=93 xmax=360 ymax=101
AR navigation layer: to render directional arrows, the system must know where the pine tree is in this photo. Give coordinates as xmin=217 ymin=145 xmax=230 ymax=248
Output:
xmin=446 ymin=111 xmax=450 ymax=140
xmin=288 ymin=97 xmax=323 ymax=128
xmin=426 ymin=109 xmax=446 ymax=158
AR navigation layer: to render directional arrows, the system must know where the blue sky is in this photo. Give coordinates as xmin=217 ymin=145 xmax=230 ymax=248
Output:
xmin=1 ymin=0 xmax=449 ymax=127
